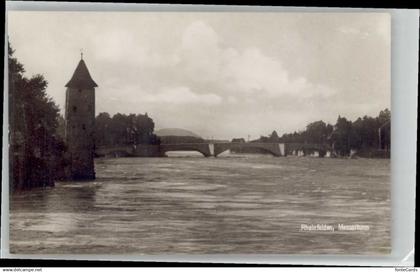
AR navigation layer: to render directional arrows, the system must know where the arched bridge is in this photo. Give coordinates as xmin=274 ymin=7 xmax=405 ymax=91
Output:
xmin=95 ymin=142 xmax=331 ymax=158
xmin=95 ymin=142 xmax=285 ymax=157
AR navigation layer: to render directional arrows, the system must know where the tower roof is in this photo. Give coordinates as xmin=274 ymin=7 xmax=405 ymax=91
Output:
xmin=65 ymin=59 xmax=98 ymax=89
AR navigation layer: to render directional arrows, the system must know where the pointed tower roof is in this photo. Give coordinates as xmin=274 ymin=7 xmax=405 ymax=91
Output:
xmin=65 ymin=58 xmax=98 ymax=89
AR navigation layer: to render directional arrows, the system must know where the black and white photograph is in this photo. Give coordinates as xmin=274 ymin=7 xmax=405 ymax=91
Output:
xmin=5 ymin=7 xmax=396 ymax=257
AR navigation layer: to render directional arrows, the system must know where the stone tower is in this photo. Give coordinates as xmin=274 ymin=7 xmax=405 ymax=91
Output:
xmin=64 ymin=56 xmax=97 ymax=179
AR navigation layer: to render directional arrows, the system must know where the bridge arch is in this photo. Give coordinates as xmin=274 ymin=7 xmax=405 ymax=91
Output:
xmin=213 ymin=143 xmax=281 ymax=157
xmin=159 ymin=144 xmax=212 ymax=157
xmin=162 ymin=149 xmax=210 ymax=157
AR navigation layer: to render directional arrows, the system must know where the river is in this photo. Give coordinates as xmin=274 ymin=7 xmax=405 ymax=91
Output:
xmin=9 ymin=153 xmax=390 ymax=255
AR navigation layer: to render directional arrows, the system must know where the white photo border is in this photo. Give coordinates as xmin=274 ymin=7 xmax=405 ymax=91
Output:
xmin=2 ymin=1 xmax=418 ymax=266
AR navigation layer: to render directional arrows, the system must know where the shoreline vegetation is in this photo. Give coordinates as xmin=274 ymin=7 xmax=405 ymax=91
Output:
xmin=8 ymin=44 xmax=390 ymax=191
xmin=229 ymin=111 xmax=390 ymax=159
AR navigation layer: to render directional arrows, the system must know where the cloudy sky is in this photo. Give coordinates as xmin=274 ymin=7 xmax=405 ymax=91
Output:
xmin=7 ymin=11 xmax=390 ymax=139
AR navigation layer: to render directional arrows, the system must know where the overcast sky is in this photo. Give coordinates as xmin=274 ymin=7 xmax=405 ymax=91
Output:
xmin=8 ymin=11 xmax=390 ymax=139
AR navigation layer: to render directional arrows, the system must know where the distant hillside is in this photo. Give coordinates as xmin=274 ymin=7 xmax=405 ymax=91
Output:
xmin=159 ymin=135 xmax=205 ymax=144
xmin=155 ymin=128 xmax=202 ymax=138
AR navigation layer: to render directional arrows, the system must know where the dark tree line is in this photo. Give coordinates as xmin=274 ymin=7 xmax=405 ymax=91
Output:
xmin=277 ymin=120 xmax=334 ymax=145
xmin=9 ymin=43 xmax=66 ymax=191
xmin=94 ymin=112 xmax=160 ymax=147
xmin=330 ymin=110 xmax=390 ymax=156
xmin=254 ymin=109 xmax=391 ymax=156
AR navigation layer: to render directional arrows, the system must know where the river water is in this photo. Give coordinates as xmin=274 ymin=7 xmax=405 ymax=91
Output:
xmin=10 ymin=153 xmax=390 ymax=255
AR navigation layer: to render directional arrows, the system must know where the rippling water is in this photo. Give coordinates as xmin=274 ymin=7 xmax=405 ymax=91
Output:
xmin=10 ymin=153 xmax=390 ymax=254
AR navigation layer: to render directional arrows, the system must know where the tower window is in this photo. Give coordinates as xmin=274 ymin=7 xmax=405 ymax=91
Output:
xmin=88 ymin=105 xmax=92 ymax=112
xmin=78 ymin=89 xmax=82 ymax=93
xmin=72 ymin=106 xmax=77 ymax=112
xmin=82 ymin=124 xmax=86 ymax=130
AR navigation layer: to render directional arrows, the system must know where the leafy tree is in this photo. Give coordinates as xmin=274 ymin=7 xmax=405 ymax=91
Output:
xmin=330 ymin=116 xmax=355 ymax=156
xmin=305 ymin=121 xmax=332 ymax=144
xmin=94 ymin=112 xmax=159 ymax=147
xmin=377 ymin=109 xmax=391 ymax=126
xmin=279 ymin=130 xmax=306 ymax=143
xmin=352 ymin=116 xmax=376 ymax=149
xmin=56 ymin=114 xmax=66 ymax=140
xmin=269 ymin=130 xmax=280 ymax=142
xmin=9 ymin=43 xmax=65 ymax=191
xmin=95 ymin=112 xmax=112 ymax=146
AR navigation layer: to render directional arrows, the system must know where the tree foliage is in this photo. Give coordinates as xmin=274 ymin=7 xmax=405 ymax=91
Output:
xmin=330 ymin=116 xmax=354 ymax=156
xmin=305 ymin=121 xmax=333 ymax=144
xmin=9 ymin=43 xmax=66 ymax=191
xmin=95 ymin=112 xmax=160 ymax=146
xmin=253 ymin=109 xmax=391 ymax=156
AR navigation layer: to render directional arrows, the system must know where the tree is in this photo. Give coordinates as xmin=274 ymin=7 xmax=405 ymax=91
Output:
xmin=331 ymin=116 xmax=354 ymax=156
xmin=57 ymin=114 xmax=66 ymax=140
xmin=377 ymin=108 xmax=391 ymax=126
xmin=268 ymin=130 xmax=280 ymax=142
xmin=350 ymin=110 xmax=390 ymax=151
xmin=9 ymin=43 xmax=65 ymax=191
xmin=94 ymin=112 xmax=159 ymax=146
xmin=377 ymin=109 xmax=391 ymax=150
xmin=305 ymin=121 xmax=332 ymax=144
xmin=279 ymin=131 xmax=306 ymax=143
xmin=351 ymin=116 xmax=377 ymax=150
xmin=95 ymin=112 xmax=112 ymax=146
xmin=260 ymin=109 xmax=390 ymax=156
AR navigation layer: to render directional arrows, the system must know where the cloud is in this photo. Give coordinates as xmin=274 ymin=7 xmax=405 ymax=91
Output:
xmin=164 ymin=21 xmax=336 ymax=102
xmin=87 ymin=20 xmax=336 ymax=111
xmin=222 ymin=47 xmax=335 ymax=98
xmin=86 ymin=20 xmax=339 ymax=137
xmin=7 ymin=12 xmax=390 ymax=139
xmin=142 ymin=86 xmax=222 ymax=105
xmin=181 ymin=20 xmax=220 ymax=53
xmin=93 ymin=29 xmax=136 ymax=62
xmin=176 ymin=20 xmax=222 ymax=84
